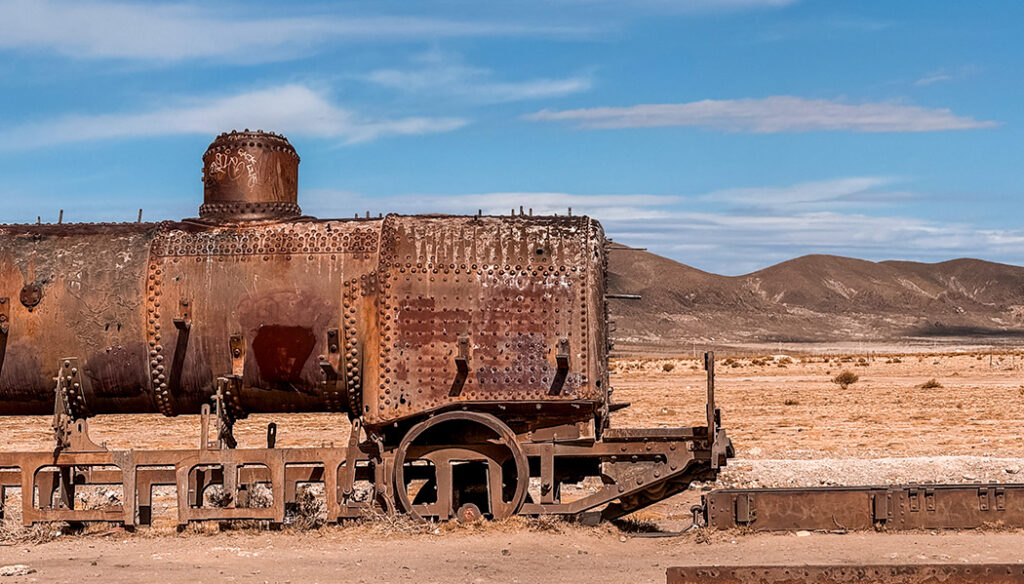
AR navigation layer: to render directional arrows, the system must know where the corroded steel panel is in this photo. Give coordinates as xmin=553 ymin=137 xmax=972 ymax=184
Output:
xmin=704 ymin=484 xmax=1024 ymax=531
xmin=146 ymin=220 xmax=380 ymax=415
xmin=0 ymin=223 xmax=158 ymax=414
xmin=363 ymin=215 xmax=607 ymax=427
xmin=667 ymin=565 xmax=1024 ymax=584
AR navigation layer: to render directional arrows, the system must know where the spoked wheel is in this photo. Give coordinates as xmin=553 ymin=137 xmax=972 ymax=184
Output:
xmin=393 ymin=411 xmax=528 ymax=522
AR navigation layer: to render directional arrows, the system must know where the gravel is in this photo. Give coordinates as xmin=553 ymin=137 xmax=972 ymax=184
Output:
xmin=714 ymin=456 xmax=1024 ymax=489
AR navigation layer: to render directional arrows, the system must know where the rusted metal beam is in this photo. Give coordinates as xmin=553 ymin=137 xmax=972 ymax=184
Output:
xmin=703 ymin=484 xmax=1024 ymax=531
xmin=667 ymin=564 xmax=1024 ymax=584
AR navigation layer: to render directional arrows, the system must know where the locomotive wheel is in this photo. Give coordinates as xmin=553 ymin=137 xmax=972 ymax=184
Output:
xmin=393 ymin=411 xmax=528 ymax=522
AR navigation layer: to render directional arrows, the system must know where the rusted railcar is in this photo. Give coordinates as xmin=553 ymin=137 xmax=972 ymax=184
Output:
xmin=0 ymin=131 xmax=731 ymax=527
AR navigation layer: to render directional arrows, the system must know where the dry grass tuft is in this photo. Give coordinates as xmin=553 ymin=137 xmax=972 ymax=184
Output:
xmin=832 ymin=370 xmax=860 ymax=389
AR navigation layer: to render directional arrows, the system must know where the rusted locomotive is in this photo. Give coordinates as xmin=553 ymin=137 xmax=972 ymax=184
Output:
xmin=0 ymin=131 xmax=730 ymax=527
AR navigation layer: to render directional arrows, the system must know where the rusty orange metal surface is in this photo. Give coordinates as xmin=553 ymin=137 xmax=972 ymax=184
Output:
xmin=0 ymin=130 xmax=607 ymax=436
xmin=0 ymin=130 xmax=731 ymax=528
xmin=667 ymin=565 xmax=1024 ymax=584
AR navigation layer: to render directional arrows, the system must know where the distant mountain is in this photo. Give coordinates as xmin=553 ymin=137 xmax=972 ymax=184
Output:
xmin=606 ymin=243 xmax=1024 ymax=350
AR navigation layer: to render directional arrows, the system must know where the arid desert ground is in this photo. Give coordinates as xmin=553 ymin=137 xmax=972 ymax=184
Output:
xmin=2 ymin=349 xmax=1024 ymax=583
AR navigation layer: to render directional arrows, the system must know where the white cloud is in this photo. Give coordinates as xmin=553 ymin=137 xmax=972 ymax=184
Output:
xmin=302 ymin=180 xmax=1024 ymax=274
xmin=701 ymin=176 xmax=913 ymax=209
xmin=525 ymin=96 xmax=998 ymax=133
xmin=0 ymin=85 xmax=468 ymax=149
xmin=0 ymin=0 xmax=586 ymax=62
xmin=915 ymin=73 xmax=954 ymax=87
xmin=914 ymin=65 xmax=981 ymax=87
xmin=363 ymin=51 xmax=592 ymax=103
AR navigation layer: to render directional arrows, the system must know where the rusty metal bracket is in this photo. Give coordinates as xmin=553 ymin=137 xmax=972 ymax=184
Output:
xmin=229 ymin=333 xmax=245 ymax=377
xmin=667 ymin=564 xmax=1024 ymax=584
xmin=978 ymin=485 xmax=1005 ymax=511
xmin=52 ymin=359 xmax=104 ymax=453
xmin=872 ymin=488 xmax=890 ymax=523
xmin=266 ymin=422 xmax=277 ymax=449
xmin=556 ymin=337 xmax=570 ymax=371
xmin=56 ymin=358 xmax=91 ymax=421
xmin=734 ymin=493 xmax=755 ymax=524
xmin=320 ymin=328 xmax=342 ymax=398
xmin=450 ymin=335 xmax=471 ymax=396
xmin=703 ymin=351 xmax=730 ymax=468
xmin=210 ymin=381 xmax=238 ymax=449
xmin=455 ymin=335 xmax=470 ymax=374
xmin=548 ymin=338 xmax=570 ymax=396
xmin=340 ymin=419 xmax=362 ymax=500
xmin=166 ymin=298 xmax=192 ymax=398
xmin=0 ymin=297 xmax=8 ymax=380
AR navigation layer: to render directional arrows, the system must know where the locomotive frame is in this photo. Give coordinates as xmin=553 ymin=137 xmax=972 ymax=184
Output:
xmin=0 ymin=131 xmax=732 ymax=527
xmin=0 ymin=359 xmax=728 ymax=526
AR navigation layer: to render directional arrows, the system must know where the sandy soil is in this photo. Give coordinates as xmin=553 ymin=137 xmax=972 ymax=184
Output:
xmin=3 ymin=350 xmax=1024 ymax=582
xmin=4 ymin=529 xmax=1024 ymax=584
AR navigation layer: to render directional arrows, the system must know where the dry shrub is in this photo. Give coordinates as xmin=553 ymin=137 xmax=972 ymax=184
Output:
xmin=777 ymin=356 xmax=793 ymax=365
xmin=245 ymin=484 xmax=273 ymax=508
xmin=613 ymin=517 xmax=660 ymax=533
xmin=205 ymin=486 xmax=233 ymax=508
xmin=1 ymin=521 xmax=68 ymax=544
xmin=73 ymin=487 xmax=122 ymax=510
xmin=289 ymin=485 xmax=326 ymax=529
xmin=919 ymin=378 xmax=943 ymax=389
xmin=832 ymin=370 xmax=860 ymax=390
xmin=783 ymin=398 xmax=800 ymax=406
xmin=662 ymin=362 xmax=675 ymax=372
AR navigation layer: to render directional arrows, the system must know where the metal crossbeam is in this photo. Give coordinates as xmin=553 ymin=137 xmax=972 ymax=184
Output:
xmin=703 ymin=484 xmax=1024 ymax=531
xmin=667 ymin=565 xmax=1024 ymax=584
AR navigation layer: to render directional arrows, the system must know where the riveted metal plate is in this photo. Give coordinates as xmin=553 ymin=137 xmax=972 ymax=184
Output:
xmin=364 ymin=215 xmax=604 ymax=427
xmin=704 ymin=484 xmax=1024 ymax=531
xmin=144 ymin=220 xmax=380 ymax=416
xmin=668 ymin=565 xmax=1024 ymax=584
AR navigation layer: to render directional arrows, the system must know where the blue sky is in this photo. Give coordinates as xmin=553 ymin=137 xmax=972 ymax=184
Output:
xmin=0 ymin=0 xmax=1020 ymax=274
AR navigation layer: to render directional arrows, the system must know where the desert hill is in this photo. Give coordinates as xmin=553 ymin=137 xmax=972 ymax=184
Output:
xmin=606 ymin=244 xmax=1024 ymax=350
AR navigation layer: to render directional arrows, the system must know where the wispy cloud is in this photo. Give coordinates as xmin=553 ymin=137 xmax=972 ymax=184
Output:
xmin=525 ymin=96 xmax=998 ymax=133
xmin=914 ymin=65 xmax=982 ymax=87
xmin=702 ymin=176 xmax=914 ymax=210
xmin=362 ymin=50 xmax=592 ymax=103
xmin=0 ymin=0 xmax=587 ymax=62
xmin=0 ymin=85 xmax=467 ymax=149
xmin=302 ymin=179 xmax=1023 ymax=274
xmin=914 ymin=72 xmax=954 ymax=87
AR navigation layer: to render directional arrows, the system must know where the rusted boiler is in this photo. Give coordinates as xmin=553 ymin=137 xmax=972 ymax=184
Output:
xmin=0 ymin=131 xmax=607 ymax=428
xmin=0 ymin=131 xmax=730 ymax=527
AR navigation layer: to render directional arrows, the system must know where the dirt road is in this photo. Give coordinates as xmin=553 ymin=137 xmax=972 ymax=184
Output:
xmin=4 ymin=527 xmax=1024 ymax=584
